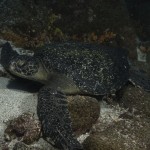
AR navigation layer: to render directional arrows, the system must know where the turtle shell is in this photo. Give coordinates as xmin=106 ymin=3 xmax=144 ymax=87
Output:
xmin=35 ymin=42 xmax=129 ymax=95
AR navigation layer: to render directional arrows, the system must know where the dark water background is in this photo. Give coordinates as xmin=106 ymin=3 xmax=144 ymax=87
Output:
xmin=125 ymin=0 xmax=150 ymax=41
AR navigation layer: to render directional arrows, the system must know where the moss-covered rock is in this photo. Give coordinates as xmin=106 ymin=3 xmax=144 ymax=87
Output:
xmin=68 ymin=95 xmax=100 ymax=135
xmin=0 ymin=0 xmax=64 ymax=48
xmin=83 ymin=118 xmax=150 ymax=150
xmin=119 ymin=85 xmax=150 ymax=117
xmin=0 ymin=0 xmax=136 ymax=53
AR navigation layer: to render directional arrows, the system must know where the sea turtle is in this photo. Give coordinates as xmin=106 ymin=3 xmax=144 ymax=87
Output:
xmin=1 ymin=42 xmax=150 ymax=150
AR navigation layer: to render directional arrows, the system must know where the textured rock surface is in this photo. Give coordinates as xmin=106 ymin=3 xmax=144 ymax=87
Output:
xmin=68 ymin=95 xmax=100 ymax=135
xmin=0 ymin=0 xmax=130 ymax=34
xmin=4 ymin=113 xmax=41 ymax=145
xmin=0 ymin=0 xmax=136 ymax=53
xmin=119 ymin=85 xmax=150 ymax=117
xmin=83 ymin=118 xmax=150 ymax=150
xmin=83 ymin=86 xmax=150 ymax=150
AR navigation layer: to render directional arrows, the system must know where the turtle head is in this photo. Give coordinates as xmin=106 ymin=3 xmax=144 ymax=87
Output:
xmin=1 ymin=42 xmax=47 ymax=82
xmin=9 ymin=55 xmax=40 ymax=78
xmin=9 ymin=55 xmax=49 ymax=83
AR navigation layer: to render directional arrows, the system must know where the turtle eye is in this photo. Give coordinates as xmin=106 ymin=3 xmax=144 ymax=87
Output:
xmin=17 ymin=60 xmax=26 ymax=67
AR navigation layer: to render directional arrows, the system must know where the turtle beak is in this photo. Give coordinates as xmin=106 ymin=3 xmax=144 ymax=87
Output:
xmin=9 ymin=61 xmax=16 ymax=72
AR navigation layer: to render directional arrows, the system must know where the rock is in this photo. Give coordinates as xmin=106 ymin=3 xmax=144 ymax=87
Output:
xmin=83 ymin=117 xmax=150 ymax=150
xmin=0 ymin=0 xmax=135 ymax=51
xmin=119 ymin=85 xmax=150 ymax=117
xmin=0 ymin=89 xmax=38 ymax=132
xmin=0 ymin=89 xmax=39 ymax=149
xmin=83 ymin=119 xmax=150 ymax=150
xmin=13 ymin=142 xmax=42 ymax=150
xmin=68 ymin=95 xmax=100 ymax=135
xmin=2 ymin=139 xmax=55 ymax=150
xmin=4 ymin=113 xmax=41 ymax=145
xmin=83 ymin=134 xmax=115 ymax=150
xmin=82 ymin=86 xmax=150 ymax=150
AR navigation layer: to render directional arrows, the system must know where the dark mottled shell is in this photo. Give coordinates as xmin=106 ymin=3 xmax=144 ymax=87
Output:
xmin=35 ymin=42 xmax=129 ymax=95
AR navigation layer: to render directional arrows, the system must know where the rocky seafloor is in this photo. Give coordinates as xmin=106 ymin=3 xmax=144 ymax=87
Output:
xmin=0 ymin=41 xmax=150 ymax=150
xmin=0 ymin=0 xmax=150 ymax=149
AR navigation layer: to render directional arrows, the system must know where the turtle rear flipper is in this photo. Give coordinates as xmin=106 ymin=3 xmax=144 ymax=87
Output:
xmin=37 ymin=86 xmax=83 ymax=150
xmin=129 ymin=69 xmax=150 ymax=91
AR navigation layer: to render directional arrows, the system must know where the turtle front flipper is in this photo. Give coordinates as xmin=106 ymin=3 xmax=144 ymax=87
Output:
xmin=37 ymin=86 xmax=83 ymax=150
xmin=129 ymin=69 xmax=150 ymax=91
